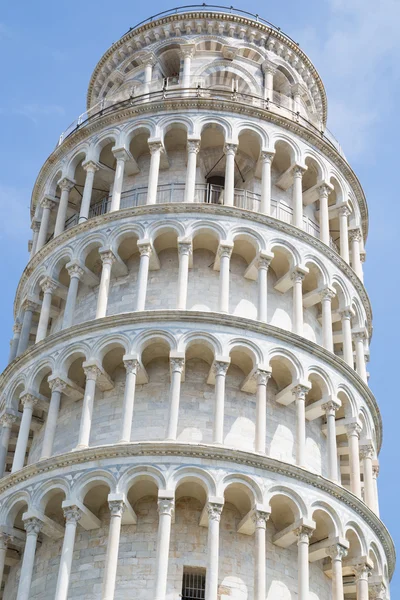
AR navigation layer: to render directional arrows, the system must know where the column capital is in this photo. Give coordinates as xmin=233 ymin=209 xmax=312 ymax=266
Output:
xmin=349 ymin=227 xmax=362 ymax=243
xmin=258 ymin=251 xmax=274 ymax=270
xmin=112 ymin=146 xmax=132 ymax=162
xmin=31 ymin=220 xmax=41 ymax=233
xmin=137 ymin=241 xmax=152 ymax=257
xmin=99 ymin=248 xmax=116 ymax=266
xmin=206 ymin=501 xmax=224 ymax=522
xmin=40 ymin=196 xmax=56 ymax=210
xmin=372 ymin=462 xmax=380 ymax=478
xmin=63 ymin=505 xmax=82 ymax=524
xmin=139 ymin=51 xmax=157 ymax=67
xmin=261 ymin=59 xmax=278 ymax=75
xmin=23 ymin=516 xmax=43 ymax=535
xmin=187 ymin=139 xmax=201 ymax=154
xmin=339 ymin=307 xmax=355 ymax=320
xmin=109 ymin=499 xmax=125 ymax=518
xmin=177 ymin=239 xmax=192 ymax=256
xmin=256 ymin=368 xmax=272 ymax=386
xmin=179 ymin=43 xmax=196 ymax=59
xmin=353 ymin=562 xmax=372 ymax=582
xmin=317 ymin=182 xmax=333 ymax=199
xmin=326 ymin=543 xmax=348 ymax=561
xmin=13 ymin=322 xmax=22 ymax=335
xmin=0 ymin=531 xmax=12 ymax=550
xmin=370 ymin=582 xmax=387 ymax=600
xmin=218 ymin=243 xmax=234 ymax=260
xmin=354 ymin=330 xmax=367 ymax=342
xmin=158 ymin=497 xmax=175 ymax=517
xmin=260 ymin=150 xmax=275 ymax=163
xmin=57 ymin=177 xmax=75 ymax=192
xmin=48 ymin=377 xmax=67 ymax=394
xmin=322 ymin=398 xmax=341 ymax=416
xmin=148 ymin=140 xmax=164 ymax=155
xmin=0 ymin=412 xmax=17 ymax=428
xmin=223 ymin=143 xmax=238 ymax=156
xmin=170 ymin=356 xmax=185 ymax=374
xmin=292 ymin=164 xmax=307 ymax=178
xmin=346 ymin=421 xmax=362 ymax=438
xmin=320 ymin=286 xmax=336 ymax=301
xmin=66 ymin=262 xmax=85 ymax=280
xmin=339 ymin=204 xmax=351 ymax=218
xmin=292 ymin=384 xmax=310 ymax=401
xmin=83 ymin=364 xmax=101 ymax=381
xmin=123 ymin=357 xmax=139 ymax=374
xmin=360 ymin=444 xmax=375 ymax=460
xmin=290 ymin=269 xmax=306 ymax=284
xmin=22 ymin=298 xmax=40 ymax=313
xmin=40 ymin=276 xmax=59 ymax=294
xmin=213 ymin=360 xmax=230 ymax=377
xmin=82 ymin=160 xmax=100 ymax=174
xmin=20 ymin=393 xmax=39 ymax=410
xmin=252 ymin=509 xmax=270 ymax=529
xmin=295 ymin=524 xmax=314 ymax=543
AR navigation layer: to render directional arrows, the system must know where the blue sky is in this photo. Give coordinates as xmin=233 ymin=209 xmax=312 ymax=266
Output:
xmin=1 ymin=0 xmax=399 ymax=590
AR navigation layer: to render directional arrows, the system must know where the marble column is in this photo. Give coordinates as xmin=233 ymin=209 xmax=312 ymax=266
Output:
xmin=338 ymin=206 xmax=350 ymax=264
xmin=350 ymin=229 xmax=363 ymax=280
xmin=54 ymin=178 xmax=75 ymax=236
xmin=296 ymin=525 xmax=313 ymax=600
xmin=292 ymin=166 xmax=306 ymax=229
xmin=291 ymin=270 xmax=305 ymax=336
xmin=40 ymin=378 xmax=66 ymax=460
xmin=102 ymin=499 xmax=125 ymax=600
xmin=36 ymin=198 xmax=56 ymax=252
xmin=354 ymin=332 xmax=368 ymax=382
xmin=360 ymin=444 xmax=375 ymax=510
xmin=154 ymin=498 xmax=174 ymax=600
xmin=218 ymin=244 xmax=233 ymax=313
xmin=213 ymin=361 xmax=229 ymax=445
xmin=321 ymin=287 xmax=335 ymax=352
xmin=147 ymin=141 xmax=163 ymax=205
xmin=255 ymin=369 xmax=271 ymax=453
xmin=372 ymin=463 xmax=380 ymax=517
xmin=110 ymin=148 xmax=130 ymax=212
xmin=96 ymin=250 xmax=115 ymax=319
xmin=262 ymin=61 xmax=277 ymax=100
xmin=346 ymin=422 xmax=362 ymax=498
xmin=79 ymin=161 xmax=99 ymax=223
xmin=17 ymin=300 xmax=38 ymax=356
xmin=0 ymin=532 xmax=11 ymax=588
xmin=340 ymin=309 xmax=354 ymax=367
xmin=166 ymin=357 xmax=185 ymax=440
xmin=30 ymin=220 xmax=40 ymax=258
xmin=119 ymin=358 xmax=139 ymax=443
xmin=258 ymin=255 xmax=272 ymax=323
xmin=205 ymin=502 xmax=224 ymax=600
xmin=177 ymin=240 xmax=192 ymax=309
xmin=76 ymin=365 xmax=99 ymax=449
xmin=354 ymin=563 xmax=371 ymax=600
xmin=223 ymin=144 xmax=237 ymax=206
xmin=184 ymin=140 xmax=200 ymax=203
xmin=323 ymin=400 xmax=340 ymax=481
xmin=63 ymin=263 xmax=84 ymax=329
xmin=8 ymin=322 xmax=22 ymax=363
xmin=17 ymin=517 xmax=43 ymax=600
xmin=54 ymin=506 xmax=82 ymax=600
xmin=293 ymin=385 xmax=309 ymax=467
xmin=260 ymin=151 xmax=274 ymax=214
xmin=0 ymin=413 xmax=16 ymax=477
xmin=327 ymin=544 xmax=348 ymax=600
xmin=180 ymin=45 xmax=195 ymax=89
xmin=318 ymin=183 xmax=331 ymax=245
xmin=12 ymin=394 xmax=38 ymax=472
xmin=136 ymin=242 xmax=152 ymax=311
xmin=253 ymin=510 xmax=270 ymax=600
xmin=36 ymin=277 xmax=58 ymax=342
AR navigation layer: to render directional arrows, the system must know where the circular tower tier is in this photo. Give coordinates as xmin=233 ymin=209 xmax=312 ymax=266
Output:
xmin=0 ymin=7 xmax=394 ymax=600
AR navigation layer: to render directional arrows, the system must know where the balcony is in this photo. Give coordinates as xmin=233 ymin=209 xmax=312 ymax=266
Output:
xmin=61 ymin=182 xmax=339 ymax=251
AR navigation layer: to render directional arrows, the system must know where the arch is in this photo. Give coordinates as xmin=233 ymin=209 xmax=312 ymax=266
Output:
xmin=91 ymin=334 xmax=131 ymax=362
xmin=1 ymin=491 xmax=31 ymax=526
xmin=220 ymin=473 xmax=263 ymax=505
xmin=194 ymin=115 xmax=232 ymax=140
xmin=306 ymin=366 xmax=334 ymax=398
xmin=178 ymin=331 xmax=222 ymax=357
xmin=147 ymin=220 xmax=186 ymax=244
xmin=188 ymin=220 xmax=225 ymax=243
xmin=120 ymin=120 xmax=156 ymax=147
xmin=48 ymin=246 xmax=75 ymax=279
xmin=118 ymin=465 xmax=167 ymax=495
xmin=27 ymin=358 xmax=55 ymax=392
xmin=65 ymin=146 xmax=89 ymax=179
xmin=227 ymin=338 xmax=263 ymax=367
xmin=90 ymin=128 xmax=120 ymax=162
xmin=170 ymin=466 xmax=217 ymax=497
xmin=270 ymin=133 xmax=302 ymax=164
xmin=73 ymin=469 xmax=117 ymax=502
xmin=157 ymin=115 xmax=195 ymax=139
xmin=267 ymin=239 xmax=300 ymax=268
xmin=235 ymin=122 xmax=269 ymax=151
xmin=195 ymin=60 xmax=260 ymax=96
xmin=267 ymin=347 xmax=303 ymax=381
xmin=228 ymin=226 xmax=265 ymax=254
xmin=33 ymin=479 xmax=70 ymax=511
xmin=345 ymin=521 xmax=368 ymax=557
xmin=73 ymin=231 xmax=108 ymax=262
xmin=310 ymin=501 xmax=342 ymax=537
xmin=266 ymin=485 xmax=307 ymax=519
xmin=336 ymin=385 xmax=358 ymax=420
xmin=55 ymin=342 xmax=91 ymax=375
xmin=303 ymin=254 xmax=330 ymax=287
xmin=133 ymin=329 xmax=177 ymax=356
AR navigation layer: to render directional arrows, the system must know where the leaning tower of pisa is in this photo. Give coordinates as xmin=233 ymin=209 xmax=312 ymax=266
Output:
xmin=0 ymin=5 xmax=394 ymax=600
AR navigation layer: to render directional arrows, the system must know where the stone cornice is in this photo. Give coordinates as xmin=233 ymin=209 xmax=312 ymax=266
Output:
xmin=18 ymin=204 xmax=373 ymax=337
xmin=29 ymin=98 xmax=368 ymax=239
xmin=1 ymin=309 xmax=382 ymax=450
xmin=0 ymin=441 xmax=394 ymax=577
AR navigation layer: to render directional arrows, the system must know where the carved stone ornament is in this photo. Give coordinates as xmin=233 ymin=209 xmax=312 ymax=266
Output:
xmin=207 ymin=502 xmax=224 ymax=522
xmin=100 ymin=250 xmax=116 ymax=266
xmin=187 ymin=140 xmax=201 ymax=154
xmin=291 ymin=270 xmax=305 ymax=284
xmin=48 ymin=377 xmax=67 ymax=394
xmin=24 ymin=517 xmax=43 ymax=535
xmin=353 ymin=562 xmax=372 ymax=581
xmin=295 ymin=525 xmax=314 ymax=544
xmin=138 ymin=243 xmax=152 ymax=258
xmin=20 ymin=394 xmax=39 ymax=410
xmin=63 ymin=505 xmax=82 ymax=524
xmin=67 ymin=263 xmax=85 ymax=279
xmin=252 ymin=509 xmax=270 ymax=529
xmin=170 ymin=357 xmax=185 ymax=373
xmin=223 ymin=143 xmax=238 ymax=157
xmin=292 ymin=385 xmax=309 ymax=402
xmin=0 ymin=412 xmax=17 ymax=428
xmin=256 ymin=369 xmax=272 ymax=386
xmin=157 ymin=498 xmax=174 ymax=517
xmin=123 ymin=359 xmax=139 ymax=375
xmin=83 ymin=364 xmax=101 ymax=381
xmin=213 ymin=361 xmax=230 ymax=377
xmin=218 ymin=245 xmax=233 ymax=260
xmin=326 ymin=544 xmax=348 ymax=561
xmin=109 ymin=500 xmax=125 ymax=518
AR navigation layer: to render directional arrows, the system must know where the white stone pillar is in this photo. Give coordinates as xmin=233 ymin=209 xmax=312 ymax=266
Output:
xmin=54 ymin=506 xmax=82 ymax=600
xmin=36 ymin=197 xmax=56 ymax=252
xmin=0 ymin=413 xmax=16 ymax=477
xmin=291 ymin=270 xmax=305 ymax=336
xmin=184 ymin=140 xmax=200 ymax=203
xmin=258 ymin=254 xmax=272 ymax=322
xmin=166 ymin=357 xmax=185 ymax=440
xmin=79 ymin=161 xmax=99 ymax=223
xmin=54 ymin=178 xmax=75 ymax=237
xmin=76 ymin=365 xmax=99 ymax=450
xmin=147 ymin=141 xmax=163 ymax=205
xmin=40 ymin=378 xmax=66 ymax=460
xmin=318 ymin=183 xmax=331 ymax=245
xmin=102 ymin=499 xmax=125 ymax=600
xmin=154 ymin=497 xmax=174 ymax=600
xmin=255 ymin=369 xmax=271 ymax=453
xmin=321 ymin=287 xmax=335 ymax=352
xmin=110 ymin=148 xmax=130 ymax=212
xmin=180 ymin=45 xmax=195 ymax=88
xmin=260 ymin=151 xmax=274 ymax=214
xmin=142 ymin=54 xmax=155 ymax=96
xmin=355 ymin=332 xmax=368 ymax=382
xmin=350 ymin=229 xmax=363 ymax=280
xmin=17 ymin=517 xmax=43 ymax=600
xmin=30 ymin=220 xmax=40 ymax=258
xmin=292 ymin=166 xmax=306 ymax=229
xmin=372 ymin=463 xmax=380 ymax=517
xmin=205 ymin=502 xmax=224 ymax=600
xmin=17 ymin=300 xmax=37 ymax=356
xmin=262 ymin=61 xmax=277 ymax=100
xmin=224 ymin=144 xmax=238 ymax=206
xmin=63 ymin=263 xmax=84 ymax=329
xmin=346 ymin=422 xmax=362 ymax=498
xmin=12 ymin=394 xmax=38 ymax=472
xmin=253 ymin=510 xmax=269 ymax=600
xmin=327 ymin=544 xmax=348 ymax=600
xmin=361 ymin=444 xmax=375 ymax=510
xmin=218 ymin=244 xmax=233 ymax=313
xmin=96 ymin=250 xmax=115 ymax=319
xmin=177 ymin=240 xmax=192 ymax=309
xmin=136 ymin=242 xmax=152 ymax=311
xmin=36 ymin=277 xmax=58 ymax=342
xmin=9 ymin=322 xmax=22 ymax=363
xmin=354 ymin=563 xmax=371 ymax=600
xmin=296 ymin=525 xmax=313 ymax=600
xmin=213 ymin=361 xmax=229 ymax=445
xmin=340 ymin=309 xmax=354 ymax=367
xmin=0 ymin=532 xmax=11 ymax=588
xmin=119 ymin=358 xmax=139 ymax=443
xmin=338 ymin=206 xmax=350 ymax=263
xmin=293 ymin=385 xmax=309 ymax=467
xmin=323 ymin=400 xmax=340 ymax=482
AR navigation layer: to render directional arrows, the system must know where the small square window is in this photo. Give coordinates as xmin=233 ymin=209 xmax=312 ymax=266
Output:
xmin=181 ymin=567 xmax=206 ymax=599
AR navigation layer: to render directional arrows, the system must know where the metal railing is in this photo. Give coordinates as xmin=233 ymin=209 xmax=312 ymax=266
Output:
xmin=61 ymin=182 xmax=339 ymax=251
xmin=56 ymin=86 xmax=344 ymax=158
